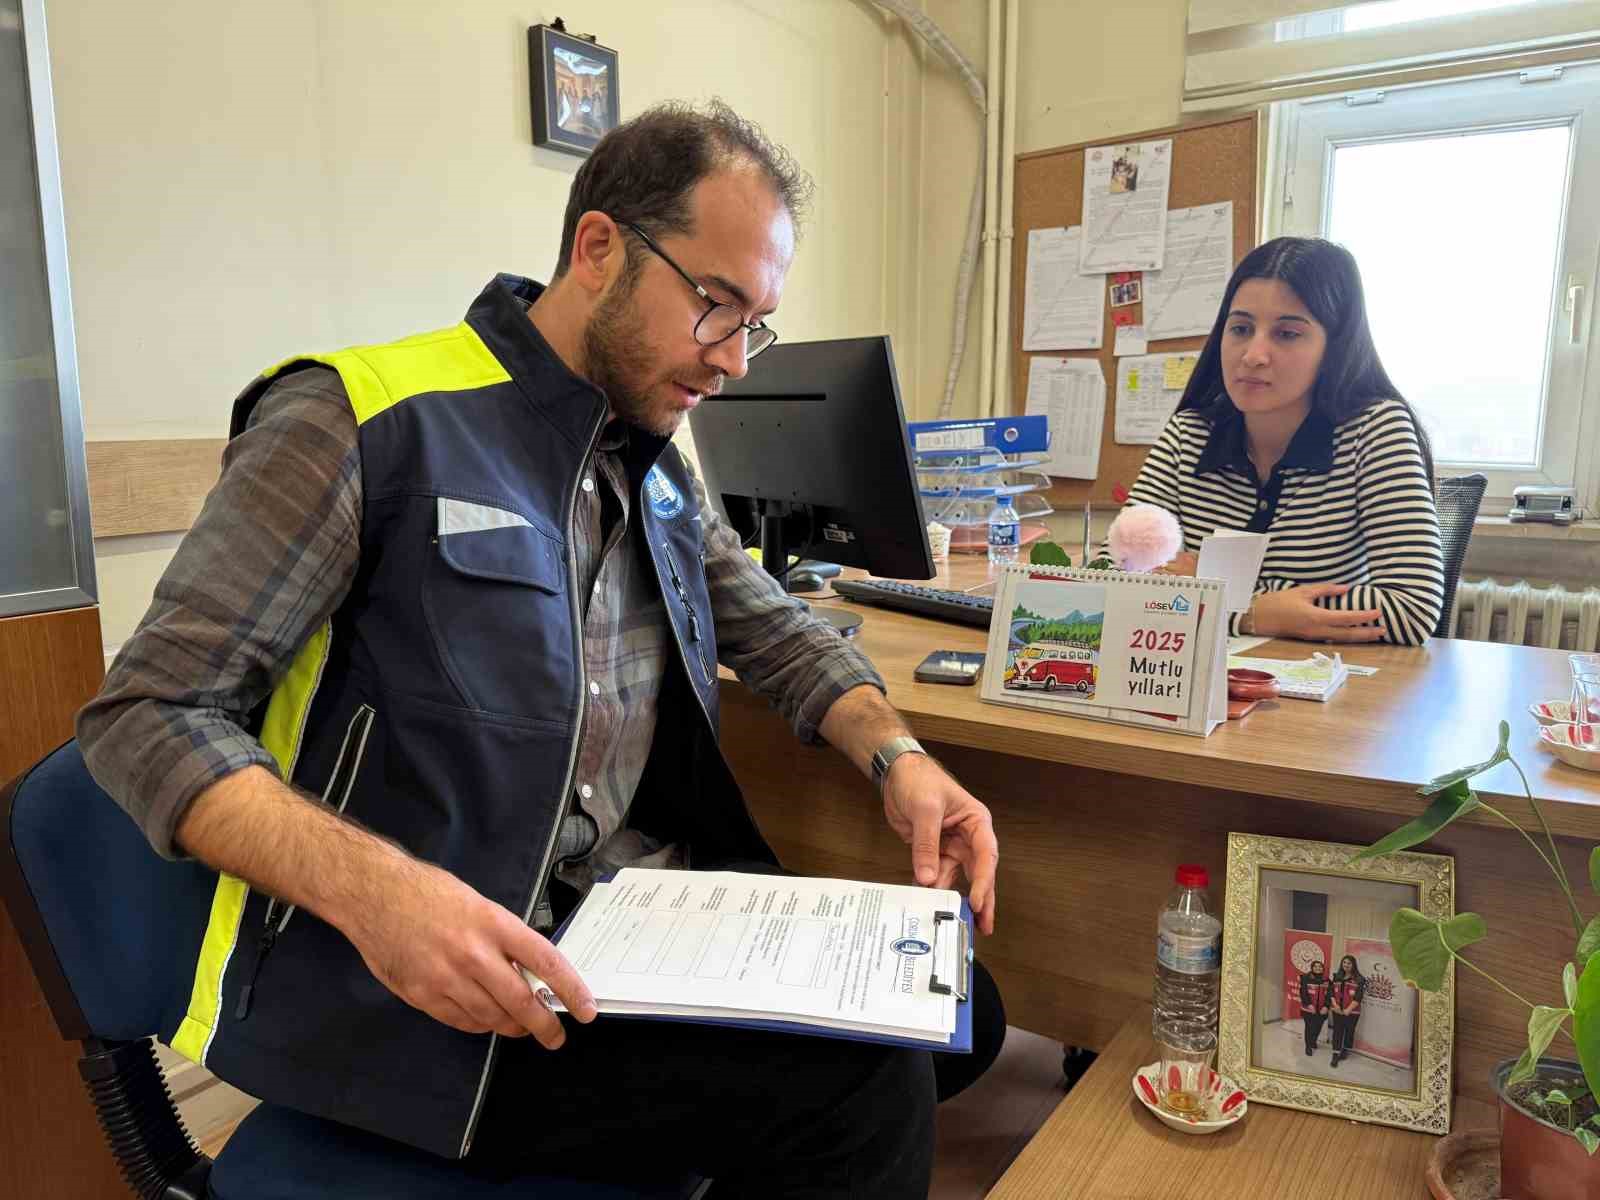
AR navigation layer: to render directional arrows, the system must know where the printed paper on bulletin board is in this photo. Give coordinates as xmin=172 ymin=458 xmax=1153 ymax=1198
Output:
xmin=1008 ymin=112 xmax=1259 ymax=509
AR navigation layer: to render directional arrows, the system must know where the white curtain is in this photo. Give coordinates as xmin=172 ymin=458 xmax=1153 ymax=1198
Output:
xmin=1185 ymin=0 xmax=1600 ymax=111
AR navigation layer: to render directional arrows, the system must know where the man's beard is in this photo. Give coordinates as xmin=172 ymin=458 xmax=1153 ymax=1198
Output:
xmin=582 ymin=280 xmax=680 ymax=437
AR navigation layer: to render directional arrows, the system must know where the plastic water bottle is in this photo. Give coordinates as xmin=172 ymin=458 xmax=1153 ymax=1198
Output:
xmin=987 ymin=495 xmax=1020 ymax=566
xmin=1153 ymin=864 xmax=1222 ymax=1053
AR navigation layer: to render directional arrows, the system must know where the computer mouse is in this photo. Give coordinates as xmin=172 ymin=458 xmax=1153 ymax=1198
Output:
xmin=788 ymin=569 xmax=825 ymax=593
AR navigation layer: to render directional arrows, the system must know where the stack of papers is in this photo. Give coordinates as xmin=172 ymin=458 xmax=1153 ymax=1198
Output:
xmin=522 ymin=868 xmax=973 ymax=1051
xmin=1227 ymin=652 xmax=1350 ymax=702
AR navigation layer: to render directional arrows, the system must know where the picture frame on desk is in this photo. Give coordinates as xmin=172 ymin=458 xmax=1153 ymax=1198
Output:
xmin=1218 ymin=833 xmax=1456 ymax=1135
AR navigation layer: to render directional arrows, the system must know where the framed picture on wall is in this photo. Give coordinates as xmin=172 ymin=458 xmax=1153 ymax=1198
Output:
xmin=1218 ymin=832 xmax=1456 ymax=1134
xmin=528 ymin=24 xmax=620 ymax=158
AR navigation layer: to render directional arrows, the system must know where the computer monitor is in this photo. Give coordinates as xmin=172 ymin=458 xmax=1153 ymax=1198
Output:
xmin=688 ymin=335 xmax=934 ymax=592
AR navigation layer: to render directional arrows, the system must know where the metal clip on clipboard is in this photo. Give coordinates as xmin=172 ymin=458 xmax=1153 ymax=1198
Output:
xmin=928 ymin=909 xmax=972 ymax=1001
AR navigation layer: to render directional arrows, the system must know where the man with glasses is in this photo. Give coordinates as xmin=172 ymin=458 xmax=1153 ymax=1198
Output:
xmin=79 ymin=100 xmax=1002 ymax=1197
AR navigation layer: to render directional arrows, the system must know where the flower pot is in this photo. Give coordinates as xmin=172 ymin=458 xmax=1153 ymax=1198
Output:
xmin=1493 ymin=1057 xmax=1600 ymax=1200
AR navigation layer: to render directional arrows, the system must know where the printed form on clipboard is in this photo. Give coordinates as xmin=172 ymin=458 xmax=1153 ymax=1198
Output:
xmin=520 ymin=868 xmax=974 ymax=1052
xmin=979 ymin=564 xmax=1230 ymax=737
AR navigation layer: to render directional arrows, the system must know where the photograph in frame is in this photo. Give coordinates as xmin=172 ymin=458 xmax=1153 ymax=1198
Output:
xmin=1218 ymin=833 xmax=1455 ymax=1134
xmin=528 ymin=25 xmax=620 ymax=158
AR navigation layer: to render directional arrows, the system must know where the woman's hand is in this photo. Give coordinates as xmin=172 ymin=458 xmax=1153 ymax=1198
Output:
xmin=1155 ymin=551 xmax=1199 ymax=577
xmin=1249 ymin=584 xmax=1384 ymax=643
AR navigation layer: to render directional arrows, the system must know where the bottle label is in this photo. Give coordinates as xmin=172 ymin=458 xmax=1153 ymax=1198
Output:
xmin=988 ymin=522 xmax=1019 ymax=548
xmin=1157 ymin=930 xmax=1219 ymax=974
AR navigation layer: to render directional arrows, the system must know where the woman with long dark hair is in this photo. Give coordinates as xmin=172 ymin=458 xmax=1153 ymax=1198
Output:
xmin=1125 ymin=237 xmax=1445 ymax=645
xmin=1328 ymin=954 xmax=1366 ymax=1068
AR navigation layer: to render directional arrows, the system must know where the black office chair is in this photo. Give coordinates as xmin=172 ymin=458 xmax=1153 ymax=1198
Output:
xmin=1433 ymin=472 xmax=1488 ymax=638
xmin=0 ymin=740 xmax=705 ymax=1200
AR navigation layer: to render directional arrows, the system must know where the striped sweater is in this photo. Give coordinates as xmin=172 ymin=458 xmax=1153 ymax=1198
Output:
xmin=1122 ymin=399 xmax=1446 ymax=645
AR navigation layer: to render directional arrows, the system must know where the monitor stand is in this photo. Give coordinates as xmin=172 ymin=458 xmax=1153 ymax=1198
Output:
xmin=758 ymin=499 xmax=863 ymax=638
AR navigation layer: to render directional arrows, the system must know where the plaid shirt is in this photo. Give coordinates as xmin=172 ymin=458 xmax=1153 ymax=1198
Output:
xmin=78 ymin=364 xmax=884 ymax=889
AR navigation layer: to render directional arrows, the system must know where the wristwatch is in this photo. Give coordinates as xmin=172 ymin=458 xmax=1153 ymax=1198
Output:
xmin=870 ymin=736 xmax=927 ymax=792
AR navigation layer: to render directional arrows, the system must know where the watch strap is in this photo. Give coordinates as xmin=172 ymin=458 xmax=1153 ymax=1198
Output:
xmin=871 ymin=736 xmax=926 ymax=790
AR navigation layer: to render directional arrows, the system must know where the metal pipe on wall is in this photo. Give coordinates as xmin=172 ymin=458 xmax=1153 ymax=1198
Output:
xmin=978 ymin=0 xmax=1001 ymax=422
xmin=991 ymin=0 xmax=1020 ymax=418
xmin=869 ymin=0 xmax=987 ymax=421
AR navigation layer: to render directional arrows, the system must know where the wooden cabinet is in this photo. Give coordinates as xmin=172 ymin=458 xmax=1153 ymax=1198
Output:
xmin=1 ymin=606 xmax=125 ymax=1197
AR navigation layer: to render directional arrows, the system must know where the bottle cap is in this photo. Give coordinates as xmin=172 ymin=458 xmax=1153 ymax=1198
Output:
xmin=1175 ymin=864 xmax=1208 ymax=888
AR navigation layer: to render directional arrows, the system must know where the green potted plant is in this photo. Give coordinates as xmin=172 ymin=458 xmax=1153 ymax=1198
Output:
xmin=1353 ymin=721 xmax=1599 ymax=1199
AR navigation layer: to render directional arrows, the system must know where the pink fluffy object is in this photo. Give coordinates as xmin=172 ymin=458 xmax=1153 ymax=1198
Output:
xmin=1106 ymin=504 xmax=1183 ymax=573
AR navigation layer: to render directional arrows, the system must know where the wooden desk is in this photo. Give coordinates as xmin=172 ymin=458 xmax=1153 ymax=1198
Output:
xmin=720 ymin=559 xmax=1600 ymax=1116
xmin=987 ymin=1008 xmax=1496 ymax=1199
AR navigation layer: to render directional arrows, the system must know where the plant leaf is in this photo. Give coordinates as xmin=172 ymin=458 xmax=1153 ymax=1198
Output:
xmin=1390 ymin=909 xmax=1451 ymax=991
xmin=1419 ymin=723 xmax=1510 ymax=795
xmin=1441 ymin=912 xmax=1488 ymax=953
xmin=1581 ymin=916 xmax=1600 ymax=966
xmin=1547 ymin=1087 xmax=1572 ymax=1105
xmin=1572 ymin=962 xmax=1583 ymax=1009
xmin=1591 ymin=846 xmax=1600 ymax=895
xmin=1573 ymin=954 xmax=1600 ymax=1105
xmin=1029 ymin=541 xmax=1072 ymax=567
xmin=1507 ymin=1048 xmax=1538 ymax=1087
xmin=1528 ymin=1005 xmax=1571 ymax=1073
xmin=1577 ymin=1126 xmax=1599 ymax=1156
xmin=1352 ymin=782 xmax=1482 ymax=862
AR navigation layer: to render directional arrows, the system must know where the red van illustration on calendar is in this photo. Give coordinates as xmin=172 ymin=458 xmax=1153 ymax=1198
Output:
xmin=1009 ymin=654 xmax=1097 ymax=694
xmin=1002 ymin=578 xmax=1106 ymax=703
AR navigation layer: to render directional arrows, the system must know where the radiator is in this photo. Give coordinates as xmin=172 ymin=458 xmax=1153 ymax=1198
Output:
xmin=1448 ymin=579 xmax=1600 ymax=651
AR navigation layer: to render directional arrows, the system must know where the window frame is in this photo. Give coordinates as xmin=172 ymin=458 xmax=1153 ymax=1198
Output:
xmin=1268 ymin=63 xmax=1600 ymax=513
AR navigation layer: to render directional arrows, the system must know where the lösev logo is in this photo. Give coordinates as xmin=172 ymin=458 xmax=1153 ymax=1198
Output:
xmin=1143 ymin=594 xmax=1191 ymax=613
xmin=643 ymin=466 xmax=684 ymax=520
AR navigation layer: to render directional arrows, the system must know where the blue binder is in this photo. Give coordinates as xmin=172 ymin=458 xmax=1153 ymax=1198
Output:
xmin=544 ymin=890 xmax=974 ymax=1055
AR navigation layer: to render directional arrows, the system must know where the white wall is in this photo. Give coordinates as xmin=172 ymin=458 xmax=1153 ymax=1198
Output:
xmin=58 ymin=0 xmax=1583 ymax=648
xmin=911 ymin=0 xmax=1188 ymax=423
xmin=46 ymin=0 xmax=924 ymax=651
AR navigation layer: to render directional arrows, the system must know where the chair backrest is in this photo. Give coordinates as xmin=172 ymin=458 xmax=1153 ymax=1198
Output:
xmin=1433 ymin=473 xmax=1488 ymax=638
xmin=1 ymin=740 xmax=215 ymax=1043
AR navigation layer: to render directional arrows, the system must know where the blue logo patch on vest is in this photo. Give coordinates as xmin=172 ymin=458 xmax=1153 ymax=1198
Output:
xmin=644 ymin=466 xmax=684 ymax=520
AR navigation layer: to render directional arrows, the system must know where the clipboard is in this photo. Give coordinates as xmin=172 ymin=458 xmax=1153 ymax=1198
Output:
xmin=534 ymin=883 xmax=975 ymax=1055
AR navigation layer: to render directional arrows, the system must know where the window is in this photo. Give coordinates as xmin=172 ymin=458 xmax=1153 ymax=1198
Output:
xmin=1271 ymin=62 xmax=1600 ymax=508
xmin=1341 ymin=1 xmax=1540 ymax=32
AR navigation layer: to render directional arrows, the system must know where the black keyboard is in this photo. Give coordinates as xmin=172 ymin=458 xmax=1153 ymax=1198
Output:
xmin=830 ymin=579 xmax=994 ymax=628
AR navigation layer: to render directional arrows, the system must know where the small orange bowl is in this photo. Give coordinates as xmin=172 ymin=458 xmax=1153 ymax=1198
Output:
xmin=1227 ymin=668 xmax=1279 ymax=701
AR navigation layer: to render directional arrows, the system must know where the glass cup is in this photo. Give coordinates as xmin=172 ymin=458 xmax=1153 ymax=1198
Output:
xmin=1571 ymin=674 xmax=1600 ymax=744
xmin=1156 ymin=1040 xmax=1216 ymax=1117
xmin=1571 ymin=654 xmax=1600 ymax=728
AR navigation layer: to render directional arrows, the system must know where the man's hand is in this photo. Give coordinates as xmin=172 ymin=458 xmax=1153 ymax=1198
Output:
xmin=177 ymin=765 xmax=596 ymax=1048
xmin=340 ymin=855 xmax=597 ymax=1048
xmin=1250 ymin=584 xmax=1384 ymax=643
xmin=880 ymin=753 xmax=999 ymax=935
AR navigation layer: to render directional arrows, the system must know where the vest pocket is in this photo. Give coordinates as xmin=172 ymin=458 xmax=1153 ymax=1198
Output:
xmin=435 ymin=498 xmax=563 ymax=591
xmin=236 ymin=704 xmax=376 ymax=1020
xmin=424 ymin=501 xmax=574 ymax=716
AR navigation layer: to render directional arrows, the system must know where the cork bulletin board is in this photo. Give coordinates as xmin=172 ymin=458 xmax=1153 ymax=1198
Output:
xmin=1009 ymin=111 xmax=1259 ymax=509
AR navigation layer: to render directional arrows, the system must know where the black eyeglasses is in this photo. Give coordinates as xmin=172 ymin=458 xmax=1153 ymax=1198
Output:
xmin=615 ymin=220 xmax=778 ymax=360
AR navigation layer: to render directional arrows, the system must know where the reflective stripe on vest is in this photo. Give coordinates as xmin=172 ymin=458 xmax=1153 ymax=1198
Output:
xmin=170 ymin=323 xmax=512 ymax=1065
